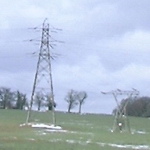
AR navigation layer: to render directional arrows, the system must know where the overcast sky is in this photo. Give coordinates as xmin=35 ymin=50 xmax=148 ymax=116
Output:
xmin=1 ymin=0 xmax=150 ymax=114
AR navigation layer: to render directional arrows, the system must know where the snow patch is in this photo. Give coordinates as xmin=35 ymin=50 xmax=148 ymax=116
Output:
xmin=37 ymin=129 xmax=93 ymax=135
xmin=19 ymin=123 xmax=34 ymax=127
xmin=42 ymin=132 xmax=47 ymax=135
xmin=32 ymin=123 xmax=62 ymax=130
xmin=131 ymin=129 xmax=148 ymax=135
xmin=97 ymin=142 xmax=150 ymax=149
xmin=19 ymin=123 xmax=26 ymax=127
xmin=27 ymin=138 xmax=35 ymax=141
xmin=66 ymin=140 xmax=76 ymax=144
xmin=108 ymin=143 xmax=150 ymax=149
xmin=136 ymin=130 xmax=147 ymax=134
xmin=49 ymin=139 xmax=62 ymax=142
xmin=45 ymin=129 xmax=67 ymax=133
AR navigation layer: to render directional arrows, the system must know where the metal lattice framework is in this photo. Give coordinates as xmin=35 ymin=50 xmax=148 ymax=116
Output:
xmin=26 ymin=19 xmax=56 ymax=125
xmin=102 ymin=89 xmax=139 ymax=133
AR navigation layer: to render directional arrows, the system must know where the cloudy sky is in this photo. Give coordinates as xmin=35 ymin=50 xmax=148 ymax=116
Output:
xmin=1 ymin=0 xmax=150 ymax=114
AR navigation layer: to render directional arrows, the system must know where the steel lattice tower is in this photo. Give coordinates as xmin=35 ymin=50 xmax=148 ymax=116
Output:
xmin=102 ymin=89 xmax=139 ymax=133
xmin=26 ymin=20 xmax=56 ymax=125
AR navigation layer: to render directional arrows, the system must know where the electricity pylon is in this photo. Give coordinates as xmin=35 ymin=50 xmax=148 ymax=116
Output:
xmin=26 ymin=19 xmax=56 ymax=125
xmin=102 ymin=89 xmax=139 ymax=133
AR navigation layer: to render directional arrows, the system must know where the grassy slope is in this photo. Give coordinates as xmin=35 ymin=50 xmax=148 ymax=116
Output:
xmin=0 ymin=109 xmax=150 ymax=150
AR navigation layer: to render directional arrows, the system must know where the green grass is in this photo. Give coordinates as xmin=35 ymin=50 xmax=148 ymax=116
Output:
xmin=0 ymin=109 xmax=150 ymax=150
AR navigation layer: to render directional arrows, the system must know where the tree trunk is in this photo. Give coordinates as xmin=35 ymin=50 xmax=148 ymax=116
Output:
xmin=3 ymin=99 xmax=7 ymax=109
xmin=79 ymin=103 xmax=82 ymax=114
xmin=38 ymin=103 xmax=41 ymax=111
xmin=68 ymin=103 xmax=71 ymax=113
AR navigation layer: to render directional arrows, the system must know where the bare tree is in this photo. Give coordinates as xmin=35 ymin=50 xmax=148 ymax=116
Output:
xmin=76 ymin=91 xmax=87 ymax=114
xmin=34 ymin=92 xmax=45 ymax=111
xmin=65 ymin=89 xmax=78 ymax=113
xmin=45 ymin=93 xmax=56 ymax=111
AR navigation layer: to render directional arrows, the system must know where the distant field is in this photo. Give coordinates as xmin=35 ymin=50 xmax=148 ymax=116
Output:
xmin=0 ymin=109 xmax=150 ymax=150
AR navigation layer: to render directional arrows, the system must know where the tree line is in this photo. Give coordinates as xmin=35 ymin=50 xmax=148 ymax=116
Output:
xmin=3 ymin=86 xmax=150 ymax=118
xmin=0 ymin=87 xmax=27 ymax=109
xmin=112 ymin=96 xmax=150 ymax=117
xmin=0 ymin=87 xmax=55 ymax=111
xmin=0 ymin=87 xmax=87 ymax=114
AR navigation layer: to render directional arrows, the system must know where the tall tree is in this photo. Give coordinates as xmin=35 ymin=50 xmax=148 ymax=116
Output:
xmin=0 ymin=87 xmax=14 ymax=109
xmin=65 ymin=89 xmax=78 ymax=113
xmin=76 ymin=91 xmax=87 ymax=114
xmin=15 ymin=91 xmax=27 ymax=110
xmin=34 ymin=92 xmax=45 ymax=111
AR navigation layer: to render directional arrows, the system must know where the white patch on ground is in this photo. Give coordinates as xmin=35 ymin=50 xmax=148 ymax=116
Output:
xmin=36 ymin=129 xmax=93 ymax=136
xmin=108 ymin=143 xmax=150 ymax=149
xmin=45 ymin=129 xmax=67 ymax=133
xmin=31 ymin=123 xmax=62 ymax=130
xmin=97 ymin=142 xmax=150 ymax=149
xmin=41 ymin=132 xmax=47 ymax=135
xmin=136 ymin=130 xmax=147 ymax=134
xmin=66 ymin=140 xmax=76 ymax=144
xmin=131 ymin=129 xmax=149 ymax=135
xmin=86 ymin=139 xmax=91 ymax=144
xmin=19 ymin=123 xmax=26 ymax=127
xmin=19 ymin=123 xmax=34 ymax=127
xmin=36 ymin=129 xmax=67 ymax=136
xmin=65 ymin=139 xmax=92 ymax=146
xmin=27 ymin=138 xmax=35 ymax=141
xmin=49 ymin=139 xmax=62 ymax=142
xmin=68 ymin=131 xmax=93 ymax=135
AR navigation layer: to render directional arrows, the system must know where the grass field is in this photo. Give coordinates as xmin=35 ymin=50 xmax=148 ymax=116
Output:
xmin=0 ymin=109 xmax=150 ymax=150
